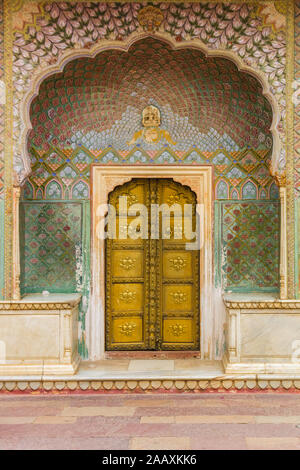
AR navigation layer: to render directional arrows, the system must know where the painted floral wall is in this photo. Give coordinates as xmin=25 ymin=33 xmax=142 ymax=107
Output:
xmin=13 ymin=2 xmax=288 ymax=179
xmin=28 ymin=38 xmax=273 ymax=153
xmin=26 ymin=37 xmax=275 ymax=199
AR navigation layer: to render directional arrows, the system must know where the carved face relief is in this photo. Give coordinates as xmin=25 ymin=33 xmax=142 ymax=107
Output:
xmin=142 ymin=105 xmax=160 ymax=128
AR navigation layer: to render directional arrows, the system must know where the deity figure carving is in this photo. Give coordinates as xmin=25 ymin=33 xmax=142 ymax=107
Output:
xmin=137 ymin=5 xmax=164 ymax=32
xmin=143 ymin=105 xmax=160 ymax=127
xmin=128 ymin=105 xmax=176 ymax=146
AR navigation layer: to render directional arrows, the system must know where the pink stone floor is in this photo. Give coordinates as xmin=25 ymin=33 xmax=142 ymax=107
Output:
xmin=1 ymin=393 xmax=300 ymax=449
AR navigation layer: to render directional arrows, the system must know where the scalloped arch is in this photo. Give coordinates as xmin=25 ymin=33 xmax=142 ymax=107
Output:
xmin=71 ymin=179 xmax=90 ymax=200
xmin=20 ymin=32 xmax=282 ymax=182
xmin=45 ymin=178 xmax=63 ymax=199
xmin=241 ymin=179 xmax=258 ymax=200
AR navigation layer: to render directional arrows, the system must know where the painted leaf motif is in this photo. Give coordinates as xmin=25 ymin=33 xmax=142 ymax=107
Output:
xmin=11 ymin=0 xmax=286 ymax=145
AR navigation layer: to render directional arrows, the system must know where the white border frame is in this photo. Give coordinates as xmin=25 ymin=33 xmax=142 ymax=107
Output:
xmin=90 ymin=165 xmax=213 ymax=359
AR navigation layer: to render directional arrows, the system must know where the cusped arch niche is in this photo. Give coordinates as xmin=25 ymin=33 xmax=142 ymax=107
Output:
xmin=21 ymin=34 xmax=281 ymax=185
xmin=19 ymin=36 xmax=284 ymax=358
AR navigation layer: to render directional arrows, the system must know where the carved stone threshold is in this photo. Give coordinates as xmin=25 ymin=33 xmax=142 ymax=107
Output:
xmin=224 ymin=300 xmax=300 ymax=310
xmin=0 ymin=302 xmax=81 ymax=310
xmin=0 ymin=294 xmax=82 ymax=310
xmin=1 ymin=378 xmax=300 ymax=393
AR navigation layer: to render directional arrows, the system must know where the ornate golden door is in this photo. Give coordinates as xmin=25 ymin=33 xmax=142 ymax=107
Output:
xmin=105 ymin=178 xmax=200 ymax=351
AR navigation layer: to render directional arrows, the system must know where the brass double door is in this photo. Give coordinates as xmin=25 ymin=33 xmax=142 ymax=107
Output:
xmin=105 ymin=178 xmax=200 ymax=351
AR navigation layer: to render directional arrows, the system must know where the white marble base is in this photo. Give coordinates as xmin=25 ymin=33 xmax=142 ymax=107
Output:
xmin=224 ymin=294 xmax=300 ymax=375
xmin=223 ymin=354 xmax=300 ymax=375
xmin=0 ymin=359 xmax=224 ymax=382
xmin=0 ymin=294 xmax=81 ymax=376
xmin=0 ymin=356 xmax=81 ymax=377
xmin=3 ymin=292 xmax=300 ymax=381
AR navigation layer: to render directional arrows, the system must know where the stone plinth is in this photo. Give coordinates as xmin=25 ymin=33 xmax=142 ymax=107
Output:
xmin=0 ymin=294 xmax=81 ymax=376
xmin=223 ymin=293 xmax=300 ymax=375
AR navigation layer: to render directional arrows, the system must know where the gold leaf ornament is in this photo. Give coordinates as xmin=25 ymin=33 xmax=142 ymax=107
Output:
xmin=138 ymin=6 xmax=164 ymax=32
xmin=119 ymin=322 xmax=137 ymax=337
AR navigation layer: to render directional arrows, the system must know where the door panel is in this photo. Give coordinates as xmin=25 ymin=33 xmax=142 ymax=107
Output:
xmin=158 ymin=179 xmax=200 ymax=350
xmin=162 ymin=216 xmax=196 ymax=243
xmin=114 ymin=184 xmax=145 ymax=214
xmin=112 ymin=284 xmax=144 ymax=312
xmin=114 ymin=217 xmax=145 ymax=244
xmin=160 ymin=184 xmax=194 ymax=209
xmin=106 ymin=180 xmax=148 ymax=350
xmin=112 ymin=317 xmax=143 ymax=343
xmin=162 ymin=251 xmax=193 ymax=280
xmin=105 ymin=178 xmax=200 ymax=351
xmin=163 ymin=285 xmax=193 ymax=312
xmin=111 ymin=250 xmax=144 ymax=279
xmin=163 ymin=318 xmax=194 ymax=344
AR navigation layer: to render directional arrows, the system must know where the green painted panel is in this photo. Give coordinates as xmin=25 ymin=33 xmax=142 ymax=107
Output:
xmin=20 ymin=200 xmax=90 ymax=358
xmin=216 ymin=200 xmax=280 ymax=292
xmin=20 ymin=201 xmax=83 ymax=294
xmin=296 ymin=200 xmax=300 ymax=299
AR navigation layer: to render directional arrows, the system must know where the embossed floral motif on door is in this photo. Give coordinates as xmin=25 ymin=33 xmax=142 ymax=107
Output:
xmin=105 ymin=179 xmax=200 ymax=350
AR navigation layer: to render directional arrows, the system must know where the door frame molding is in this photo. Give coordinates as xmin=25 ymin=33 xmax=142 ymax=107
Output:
xmin=90 ymin=165 xmax=213 ymax=360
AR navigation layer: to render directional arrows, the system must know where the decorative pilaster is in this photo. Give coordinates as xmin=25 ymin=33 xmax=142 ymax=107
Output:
xmin=3 ymin=0 xmax=13 ymax=299
xmin=63 ymin=311 xmax=72 ymax=362
xmin=286 ymin=0 xmax=295 ymax=297
xmin=227 ymin=309 xmax=240 ymax=364
xmin=12 ymin=183 xmax=20 ymax=300
xmin=276 ymin=173 xmax=288 ymax=300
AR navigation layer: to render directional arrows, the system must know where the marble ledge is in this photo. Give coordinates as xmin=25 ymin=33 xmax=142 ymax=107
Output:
xmin=4 ymin=359 xmax=300 ymax=383
xmin=0 ymin=360 xmax=226 ymax=382
xmin=223 ymin=292 xmax=300 ymax=310
xmin=0 ymin=293 xmax=82 ymax=310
